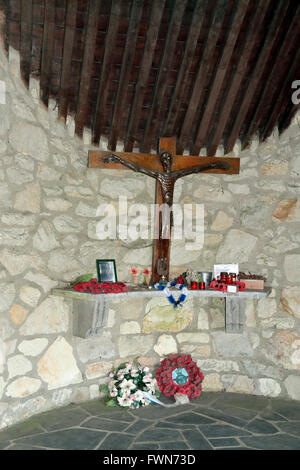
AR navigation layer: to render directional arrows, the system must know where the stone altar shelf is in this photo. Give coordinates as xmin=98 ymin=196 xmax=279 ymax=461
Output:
xmin=52 ymin=286 xmax=271 ymax=337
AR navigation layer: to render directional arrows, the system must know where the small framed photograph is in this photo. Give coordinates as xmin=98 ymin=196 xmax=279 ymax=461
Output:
xmin=96 ymin=259 xmax=117 ymax=283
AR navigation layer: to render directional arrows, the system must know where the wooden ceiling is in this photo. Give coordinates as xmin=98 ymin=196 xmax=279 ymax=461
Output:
xmin=1 ymin=0 xmax=299 ymax=155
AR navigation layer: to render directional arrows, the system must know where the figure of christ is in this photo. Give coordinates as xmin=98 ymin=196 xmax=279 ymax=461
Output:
xmin=103 ymin=150 xmax=230 ymax=237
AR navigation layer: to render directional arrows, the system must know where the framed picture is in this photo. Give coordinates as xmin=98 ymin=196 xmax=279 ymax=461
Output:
xmin=96 ymin=259 xmax=117 ymax=283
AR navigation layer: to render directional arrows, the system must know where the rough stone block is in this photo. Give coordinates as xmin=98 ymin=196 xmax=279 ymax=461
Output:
xmin=143 ymin=298 xmax=193 ymax=333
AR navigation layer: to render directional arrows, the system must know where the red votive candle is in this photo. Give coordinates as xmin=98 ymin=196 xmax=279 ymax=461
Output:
xmin=199 ymin=282 xmax=205 ymax=290
xmin=191 ymin=281 xmax=198 ymax=290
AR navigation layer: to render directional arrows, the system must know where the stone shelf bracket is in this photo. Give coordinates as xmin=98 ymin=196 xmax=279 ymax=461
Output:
xmin=53 ymin=287 xmax=271 ymax=338
xmin=225 ymin=297 xmax=245 ymax=334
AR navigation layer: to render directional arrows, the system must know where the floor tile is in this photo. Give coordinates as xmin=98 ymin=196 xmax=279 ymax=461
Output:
xmin=214 ymin=394 xmax=269 ymax=411
xmin=154 ymin=421 xmax=195 ymax=430
xmin=214 ymin=404 xmax=259 ymax=422
xmin=241 ymin=433 xmax=300 ymax=450
xmin=270 ymin=401 xmax=300 ymax=421
xmin=194 ymin=408 xmax=246 ymax=427
xmin=98 ymin=432 xmax=135 ymax=450
xmin=79 ymin=401 xmax=134 ymax=421
xmin=5 ymin=443 xmax=48 ymax=450
xmin=258 ymin=409 xmax=288 ymax=422
xmin=198 ymin=423 xmax=252 ymax=438
xmin=216 ymin=446 xmax=251 ymax=450
xmin=16 ymin=428 xmax=107 ymax=450
xmin=80 ymin=417 xmax=130 ymax=432
xmin=0 ymin=420 xmax=45 ymax=443
xmin=130 ymin=443 xmax=160 ymax=450
xmin=131 ymin=404 xmax=191 ymax=420
xmin=181 ymin=429 xmax=213 ymax=450
xmin=123 ymin=419 xmax=152 ymax=435
xmin=244 ymin=418 xmax=279 ymax=434
xmin=163 ymin=412 xmax=216 ymax=426
xmin=159 ymin=441 xmax=190 ymax=450
xmin=276 ymin=421 xmax=300 ymax=437
xmin=209 ymin=437 xmax=241 ymax=448
xmin=137 ymin=428 xmax=183 ymax=442
xmin=0 ymin=441 xmax=10 ymax=449
xmin=34 ymin=407 xmax=90 ymax=431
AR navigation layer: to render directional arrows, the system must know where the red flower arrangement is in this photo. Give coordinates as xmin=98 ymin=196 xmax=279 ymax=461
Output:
xmin=156 ymin=354 xmax=204 ymax=400
xmin=72 ymin=278 xmax=127 ymax=294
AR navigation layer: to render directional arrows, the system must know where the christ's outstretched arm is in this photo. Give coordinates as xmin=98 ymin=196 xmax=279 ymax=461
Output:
xmin=102 ymin=153 xmax=159 ymax=179
xmin=170 ymin=161 xmax=230 ymax=179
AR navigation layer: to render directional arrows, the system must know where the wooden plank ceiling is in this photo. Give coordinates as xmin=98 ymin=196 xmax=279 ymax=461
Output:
xmin=1 ymin=0 xmax=299 ymax=155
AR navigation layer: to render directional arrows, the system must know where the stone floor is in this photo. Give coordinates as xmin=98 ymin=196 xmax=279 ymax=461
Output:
xmin=1 ymin=392 xmax=300 ymax=450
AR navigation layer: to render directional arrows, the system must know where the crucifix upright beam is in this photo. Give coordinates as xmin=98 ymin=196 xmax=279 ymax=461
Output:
xmin=89 ymin=137 xmax=240 ymax=283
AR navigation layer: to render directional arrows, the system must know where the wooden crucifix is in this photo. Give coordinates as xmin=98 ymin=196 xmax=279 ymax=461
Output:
xmin=89 ymin=137 xmax=240 ymax=283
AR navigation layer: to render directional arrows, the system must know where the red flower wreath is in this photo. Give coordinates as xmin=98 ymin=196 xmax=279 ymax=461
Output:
xmin=156 ymin=354 xmax=204 ymax=400
xmin=72 ymin=278 xmax=127 ymax=294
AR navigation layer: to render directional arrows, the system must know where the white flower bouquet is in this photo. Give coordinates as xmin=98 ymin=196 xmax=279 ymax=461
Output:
xmin=100 ymin=360 xmax=159 ymax=409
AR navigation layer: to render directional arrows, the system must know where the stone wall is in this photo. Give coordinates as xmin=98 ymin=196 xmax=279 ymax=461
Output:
xmin=0 ymin=45 xmax=300 ymax=429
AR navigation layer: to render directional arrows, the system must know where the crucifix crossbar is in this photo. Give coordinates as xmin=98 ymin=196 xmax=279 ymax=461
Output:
xmin=89 ymin=137 xmax=240 ymax=283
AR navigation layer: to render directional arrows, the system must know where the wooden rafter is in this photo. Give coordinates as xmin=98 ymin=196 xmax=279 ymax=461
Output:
xmin=141 ymin=0 xmax=188 ymax=153
xmin=278 ymin=102 xmax=300 ymax=135
xmin=192 ymin=0 xmax=250 ymax=155
xmin=40 ymin=0 xmax=55 ymax=107
xmin=163 ymin=0 xmax=213 ymax=137
xmin=178 ymin=0 xmax=229 ymax=154
xmin=243 ymin=4 xmax=300 ymax=147
xmin=92 ymin=0 xmax=121 ymax=146
xmin=0 ymin=0 xmax=9 ymax=56
xmin=59 ymin=0 xmax=78 ymax=123
xmin=124 ymin=0 xmax=165 ymax=153
xmin=261 ymin=47 xmax=300 ymax=141
xmin=207 ymin=0 xmax=272 ymax=155
xmin=108 ymin=0 xmax=144 ymax=151
xmin=75 ymin=0 xmax=101 ymax=138
xmin=224 ymin=0 xmax=290 ymax=154
xmin=20 ymin=0 xmax=32 ymax=87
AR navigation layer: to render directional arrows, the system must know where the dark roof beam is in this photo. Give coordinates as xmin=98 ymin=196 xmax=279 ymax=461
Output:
xmin=207 ymin=0 xmax=272 ymax=156
xmin=75 ymin=0 xmax=101 ymax=138
xmin=108 ymin=0 xmax=144 ymax=151
xmin=242 ymin=5 xmax=300 ymax=147
xmin=192 ymin=0 xmax=251 ymax=156
xmin=59 ymin=0 xmax=78 ymax=123
xmin=20 ymin=0 xmax=33 ymax=87
xmin=141 ymin=0 xmax=188 ymax=153
xmin=261 ymin=47 xmax=300 ymax=141
xmin=178 ymin=0 xmax=229 ymax=154
xmin=92 ymin=0 xmax=121 ymax=145
xmin=162 ymin=0 xmax=212 ymax=138
xmin=224 ymin=0 xmax=290 ymax=154
xmin=124 ymin=0 xmax=165 ymax=152
xmin=40 ymin=0 xmax=56 ymax=107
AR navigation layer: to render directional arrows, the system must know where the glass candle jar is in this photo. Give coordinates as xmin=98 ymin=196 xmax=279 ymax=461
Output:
xmin=199 ymin=282 xmax=205 ymax=290
xmin=191 ymin=281 xmax=198 ymax=290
